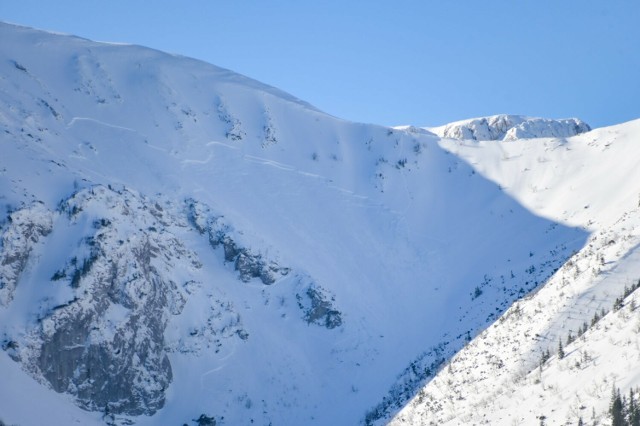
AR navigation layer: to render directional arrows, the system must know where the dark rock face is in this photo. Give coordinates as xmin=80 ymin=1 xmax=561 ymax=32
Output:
xmin=296 ymin=281 xmax=343 ymax=329
xmin=36 ymin=263 xmax=176 ymax=415
xmin=194 ymin=413 xmax=217 ymax=426
xmin=14 ymin=187 xmax=195 ymax=416
xmin=187 ymin=200 xmax=290 ymax=285
xmin=38 ymin=306 xmax=173 ymax=415
xmin=233 ymin=250 xmax=285 ymax=285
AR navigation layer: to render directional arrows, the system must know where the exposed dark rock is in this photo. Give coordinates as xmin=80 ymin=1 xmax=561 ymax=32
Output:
xmin=193 ymin=414 xmax=217 ymax=426
xmin=220 ymin=236 xmax=240 ymax=263
xmin=17 ymin=187 xmax=195 ymax=416
xmin=296 ymin=282 xmax=343 ymax=329
xmin=187 ymin=200 xmax=290 ymax=285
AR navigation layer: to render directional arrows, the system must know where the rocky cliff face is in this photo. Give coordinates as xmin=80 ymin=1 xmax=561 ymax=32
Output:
xmin=432 ymin=114 xmax=591 ymax=141
xmin=2 ymin=187 xmax=194 ymax=414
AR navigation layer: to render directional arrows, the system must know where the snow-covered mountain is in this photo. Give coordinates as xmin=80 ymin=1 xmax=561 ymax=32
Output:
xmin=0 ymin=22 xmax=637 ymax=426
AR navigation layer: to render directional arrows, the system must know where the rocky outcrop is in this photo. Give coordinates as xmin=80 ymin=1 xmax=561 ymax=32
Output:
xmin=12 ymin=187 xmax=199 ymax=416
xmin=187 ymin=200 xmax=290 ymax=285
xmin=188 ymin=200 xmax=342 ymax=330
xmin=296 ymin=279 xmax=342 ymax=329
xmin=0 ymin=203 xmax=53 ymax=306
xmin=434 ymin=115 xmax=590 ymax=141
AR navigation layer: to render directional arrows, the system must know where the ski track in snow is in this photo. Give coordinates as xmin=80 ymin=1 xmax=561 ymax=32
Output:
xmin=67 ymin=116 xmax=138 ymax=134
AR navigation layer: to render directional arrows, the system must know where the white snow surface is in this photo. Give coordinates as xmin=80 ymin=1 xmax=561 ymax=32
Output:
xmin=0 ymin=21 xmax=635 ymax=426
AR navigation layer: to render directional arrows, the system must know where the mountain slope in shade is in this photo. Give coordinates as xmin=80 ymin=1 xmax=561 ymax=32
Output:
xmin=391 ymin=119 xmax=640 ymax=425
xmin=0 ymin=22 xmax=601 ymax=426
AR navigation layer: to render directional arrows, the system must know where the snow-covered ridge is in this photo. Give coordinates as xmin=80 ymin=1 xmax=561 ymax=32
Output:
xmin=429 ymin=114 xmax=591 ymax=141
xmin=0 ymin=21 xmax=320 ymax=114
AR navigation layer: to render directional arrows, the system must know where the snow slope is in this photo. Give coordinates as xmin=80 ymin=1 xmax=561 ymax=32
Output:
xmin=392 ymin=119 xmax=640 ymax=425
xmin=0 ymin=22 xmax=603 ymax=426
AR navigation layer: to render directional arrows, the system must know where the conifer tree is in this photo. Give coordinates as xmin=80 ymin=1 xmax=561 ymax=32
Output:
xmin=558 ymin=338 xmax=565 ymax=359
xmin=629 ymin=388 xmax=640 ymax=426
xmin=540 ymin=348 xmax=550 ymax=366
xmin=610 ymin=386 xmax=625 ymax=426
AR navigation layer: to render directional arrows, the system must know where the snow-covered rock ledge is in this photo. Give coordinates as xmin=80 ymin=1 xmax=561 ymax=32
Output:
xmin=429 ymin=114 xmax=591 ymax=141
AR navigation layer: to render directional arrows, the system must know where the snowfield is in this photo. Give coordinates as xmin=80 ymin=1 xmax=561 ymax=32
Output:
xmin=0 ymin=22 xmax=637 ymax=426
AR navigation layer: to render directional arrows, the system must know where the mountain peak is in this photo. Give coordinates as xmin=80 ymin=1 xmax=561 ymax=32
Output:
xmin=429 ymin=114 xmax=591 ymax=141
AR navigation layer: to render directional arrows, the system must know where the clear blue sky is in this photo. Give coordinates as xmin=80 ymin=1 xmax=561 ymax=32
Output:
xmin=2 ymin=1 xmax=638 ymax=128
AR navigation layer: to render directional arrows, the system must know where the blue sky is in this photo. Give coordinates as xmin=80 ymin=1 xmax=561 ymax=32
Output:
xmin=2 ymin=1 xmax=638 ymax=128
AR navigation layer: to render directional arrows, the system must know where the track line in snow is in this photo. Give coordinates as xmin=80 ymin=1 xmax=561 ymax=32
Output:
xmin=242 ymin=153 xmax=370 ymax=200
xmin=67 ymin=116 xmax=137 ymax=133
xmin=205 ymin=140 xmax=240 ymax=150
xmin=181 ymin=151 xmax=214 ymax=165
xmin=243 ymin=154 xmax=296 ymax=172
